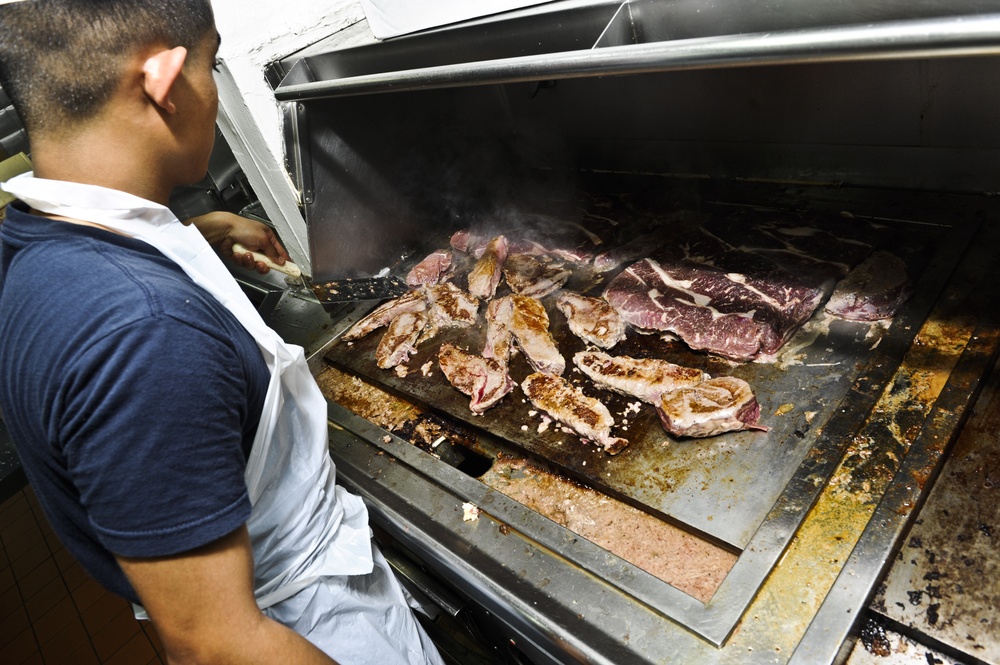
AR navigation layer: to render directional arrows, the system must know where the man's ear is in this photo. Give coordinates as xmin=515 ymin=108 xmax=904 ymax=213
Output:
xmin=141 ymin=46 xmax=188 ymax=115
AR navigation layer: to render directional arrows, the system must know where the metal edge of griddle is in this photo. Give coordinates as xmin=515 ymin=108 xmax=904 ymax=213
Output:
xmin=274 ymin=14 xmax=1000 ymax=101
xmin=326 ymin=401 xmax=645 ymax=665
xmin=787 ymin=227 xmax=1000 ymax=665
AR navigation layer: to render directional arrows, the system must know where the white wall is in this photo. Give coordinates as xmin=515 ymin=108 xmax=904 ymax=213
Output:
xmin=210 ymin=0 xmax=377 ymax=272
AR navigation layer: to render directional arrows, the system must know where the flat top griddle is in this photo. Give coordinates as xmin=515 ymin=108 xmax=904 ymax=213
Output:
xmin=325 ymin=208 xmax=952 ymax=551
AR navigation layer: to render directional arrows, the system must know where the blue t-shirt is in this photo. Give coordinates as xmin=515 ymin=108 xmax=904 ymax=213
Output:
xmin=0 ymin=202 xmax=269 ymax=604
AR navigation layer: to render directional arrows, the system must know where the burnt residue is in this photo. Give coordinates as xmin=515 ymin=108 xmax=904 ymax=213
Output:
xmin=859 ymin=616 xmax=892 ymax=657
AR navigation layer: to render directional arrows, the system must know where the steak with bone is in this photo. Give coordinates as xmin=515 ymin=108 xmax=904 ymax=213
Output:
xmin=656 ymin=376 xmax=765 ymax=438
xmin=556 ymin=293 xmax=627 ymax=349
xmin=467 ymin=235 xmax=508 ymax=300
xmin=521 ymin=372 xmax=628 ymax=454
xmin=438 ymin=343 xmax=514 ymax=414
xmin=825 ymin=250 xmax=912 ymax=321
xmin=573 ymin=351 xmax=707 ymax=404
xmin=405 ymin=248 xmax=453 ymax=287
xmin=502 ymin=254 xmax=571 ymax=298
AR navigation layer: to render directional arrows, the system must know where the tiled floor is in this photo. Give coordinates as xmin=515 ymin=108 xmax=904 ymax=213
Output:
xmin=0 ymin=485 xmax=166 ymax=664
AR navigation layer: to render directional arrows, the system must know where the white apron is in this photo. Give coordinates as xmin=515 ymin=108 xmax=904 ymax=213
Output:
xmin=5 ymin=174 xmax=443 ymax=665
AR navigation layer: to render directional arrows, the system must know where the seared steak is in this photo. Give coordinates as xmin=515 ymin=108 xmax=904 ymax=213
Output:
xmin=521 ymin=372 xmax=628 ymax=454
xmin=438 ymin=343 xmax=514 ymax=413
xmin=375 ymin=309 xmax=427 ymax=369
xmin=657 ymin=376 xmax=765 ymax=438
xmin=483 ymin=297 xmax=515 ymax=363
xmin=825 ymin=251 xmax=912 ymax=321
xmin=420 ymin=282 xmax=479 ymax=342
xmin=502 ymin=254 xmax=571 ymax=298
xmin=467 ymin=235 xmax=508 ymax=300
xmin=507 ymin=295 xmax=565 ymax=375
xmin=574 ymin=351 xmax=707 ymax=404
xmin=556 ymin=293 xmax=626 ymax=349
xmin=406 ymin=248 xmax=453 ymax=287
xmin=342 ymin=289 xmax=427 ymax=341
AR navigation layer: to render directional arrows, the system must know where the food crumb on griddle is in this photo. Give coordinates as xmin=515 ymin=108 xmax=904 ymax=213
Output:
xmin=462 ymin=502 xmax=480 ymax=522
xmin=394 ymin=365 xmax=409 ymax=378
xmin=420 ymin=361 xmax=434 ymax=376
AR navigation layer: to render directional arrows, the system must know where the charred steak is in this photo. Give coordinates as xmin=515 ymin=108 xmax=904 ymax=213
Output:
xmin=521 ymin=372 xmax=628 ymax=454
xmin=375 ymin=309 xmax=427 ymax=369
xmin=467 ymin=235 xmax=508 ymax=300
xmin=502 ymin=254 xmax=571 ymax=298
xmin=507 ymin=294 xmax=565 ymax=375
xmin=342 ymin=288 xmax=426 ymax=341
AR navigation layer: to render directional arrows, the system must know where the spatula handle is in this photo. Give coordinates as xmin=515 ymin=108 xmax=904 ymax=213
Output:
xmin=231 ymin=243 xmax=302 ymax=279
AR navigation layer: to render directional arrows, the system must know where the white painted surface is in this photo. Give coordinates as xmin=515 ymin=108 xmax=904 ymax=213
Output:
xmin=361 ymin=0 xmax=553 ymax=39
xmin=210 ymin=0 xmax=377 ymax=271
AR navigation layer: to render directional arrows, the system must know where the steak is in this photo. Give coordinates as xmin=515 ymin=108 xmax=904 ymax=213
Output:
xmin=573 ymin=351 xmax=707 ymax=404
xmin=656 ymin=376 xmax=765 ymax=438
xmin=467 ymin=235 xmax=508 ymax=300
xmin=825 ymin=251 xmax=913 ymax=321
xmin=375 ymin=309 xmax=427 ymax=369
xmin=420 ymin=282 xmax=479 ymax=342
xmin=507 ymin=295 xmax=565 ymax=375
xmin=521 ymin=372 xmax=628 ymax=454
xmin=483 ymin=297 xmax=515 ymax=364
xmin=556 ymin=293 xmax=626 ymax=350
xmin=406 ymin=248 xmax=453 ymax=287
xmin=502 ymin=254 xmax=571 ymax=298
xmin=342 ymin=289 xmax=427 ymax=341
xmin=603 ymin=258 xmax=764 ymax=361
xmin=438 ymin=343 xmax=514 ymax=413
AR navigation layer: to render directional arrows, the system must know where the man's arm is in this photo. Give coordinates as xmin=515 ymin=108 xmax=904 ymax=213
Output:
xmin=186 ymin=210 xmax=291 ymax=274
xmin=116 ymin=526 xmax=338 ymax=665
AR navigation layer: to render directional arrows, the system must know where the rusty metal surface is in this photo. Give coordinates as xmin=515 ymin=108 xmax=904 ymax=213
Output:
xmin=324 ymin=211 xmax=952 ymax=550
xmin=870 ymin=355 xmax=1000 ymax=664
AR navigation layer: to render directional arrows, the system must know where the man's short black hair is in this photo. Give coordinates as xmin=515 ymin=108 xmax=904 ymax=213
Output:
xmin=0 ymin=0 xmax=216 ymax=139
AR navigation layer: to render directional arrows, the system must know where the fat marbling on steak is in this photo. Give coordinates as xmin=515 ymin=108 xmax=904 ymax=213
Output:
xmin=521 ymin=372 xmax=628 ymax=454
xmin=825 ymin=251 xmax=913 ymax=321
xmin=603 ymin=258 xmax=763 ymax=361
xmin=438 ymin=343 xmax=514 ymax=414
xmin=573 ymin=351 xmax=707 ymax=404
xmin=375 ymin=309 xmax=427 ymax=369
xmin=556 ymin=293 xmax=627 ymax=350
xmin=467 ymin=235 xmax=508 ymax=300
xmin=657 ymin=376 xmax=765 ymax=438
xmin=502 ymin=254 xmax=571 ymax=298
xmin=406 ymin=248 xmax=453 ymax=287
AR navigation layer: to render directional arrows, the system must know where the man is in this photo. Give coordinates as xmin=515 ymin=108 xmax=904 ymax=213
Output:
xmin=0 ymin=1 xmax=443 ymax=663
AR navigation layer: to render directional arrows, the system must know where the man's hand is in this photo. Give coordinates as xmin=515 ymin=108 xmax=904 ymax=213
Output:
xmin=187 ymin=211 xmax=291 ymax=275
xmin=116 ymin=527 xmax=338 ymax=665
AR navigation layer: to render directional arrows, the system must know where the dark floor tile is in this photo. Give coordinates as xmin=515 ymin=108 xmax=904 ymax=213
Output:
xmin=0 ymin=564 xmax=14 ymax=595
xmin=52 ymin=641 xmax=101 ymax=665
xmin=2 ymin=518 xmax=43 ymax=562
xmin=70 ymin=576 xmax=107 ymax=613
xmin=24 ymin=575 xmax=68 ymax=623
xmin=8 ymin=539 xmax=50 ymax=581
xmin=0 ymin=492 xmax=28 ymax=531
xmin=92 ymin=605 xmax=142 ymax=661
xmin=0 ymin=625 xmax=36 ymax=665
xmin=0 ymin=584 xmax=23 ymax=622
xmin=61 ymin=559 xmax=90 ymax=593
xmin=0 ymin=605 xmax=29 ymax=648
xmin=1 ymin=511 xmax=40 ymax=550
xmin=80 ymin=589 xmax=130 ymax=635
xmin=51 ymin=545 xmax=75 ymax=573
xmin=16 ymin=556 xmax=58 ymax=602
xmin=39 ymin=617 xmax=90 ymax=664
xmin=16 ymin=650 xmax=44 ymax=665
xmin=104 ymin=631 xmax=158 ymax=665
xmin=31 ymin=595 xmax=76 ymax=646
xmin=142 ymin=621 xmax=165 ymax=653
